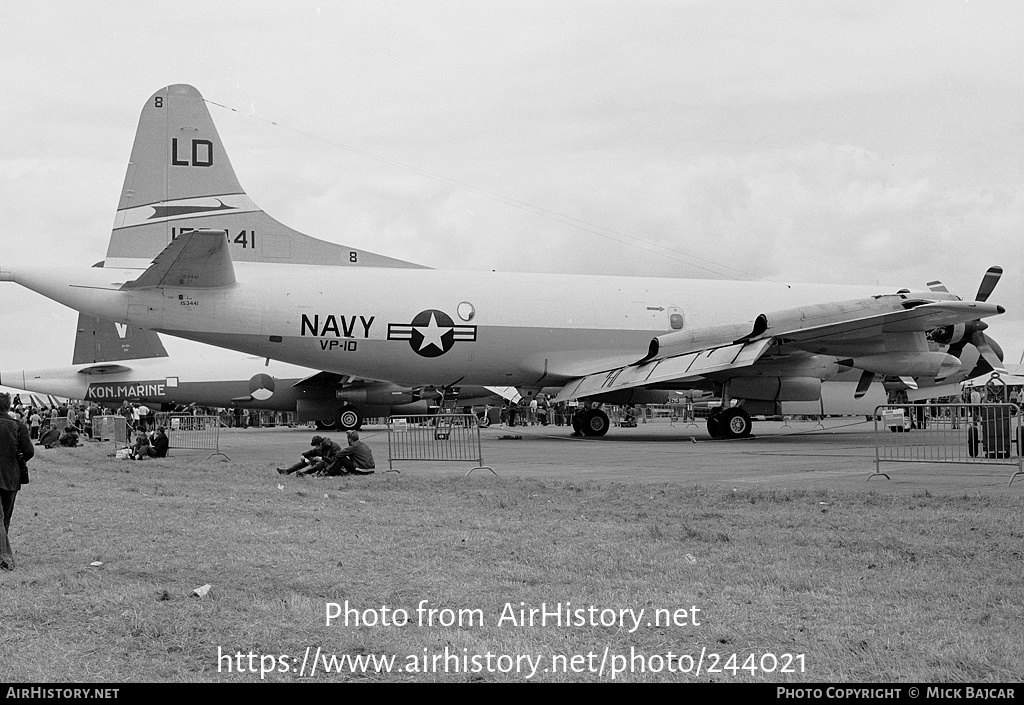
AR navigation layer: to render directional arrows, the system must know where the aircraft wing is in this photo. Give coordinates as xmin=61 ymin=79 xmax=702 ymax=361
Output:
xmin=557 ymin=295 xmax=1005 ymax=401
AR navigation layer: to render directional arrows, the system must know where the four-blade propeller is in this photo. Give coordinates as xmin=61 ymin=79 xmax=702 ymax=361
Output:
xmin=947 ymin=266 xmax=1006 ymax=376
xmin=856 ymin=267 xmax=1006 ymax=399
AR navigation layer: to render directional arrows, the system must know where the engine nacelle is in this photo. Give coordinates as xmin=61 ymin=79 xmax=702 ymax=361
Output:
xmin=336 ymin=383 xmax=417 ymax=406
xmin=843 ymin=351 xmax=961 ymax=379
xmin=928 ymin=322 xmax=968 ymax=346
xmin=729 ymin=376 xmax=821 ymax=402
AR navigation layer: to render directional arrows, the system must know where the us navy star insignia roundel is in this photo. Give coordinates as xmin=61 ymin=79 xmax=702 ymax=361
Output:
xmin=387 ymin=309 xmax=477 ymax=357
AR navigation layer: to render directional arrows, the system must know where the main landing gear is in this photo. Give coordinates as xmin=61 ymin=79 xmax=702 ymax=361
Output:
xmin=315 ymin=405 xmax=363 ymax=432
xmin=571 ymin=409 xmax=610 ymax=437
xmin=707 ymin=407 xmax=752 ymax=439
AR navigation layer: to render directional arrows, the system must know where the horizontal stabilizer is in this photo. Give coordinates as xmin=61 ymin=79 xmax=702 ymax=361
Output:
xmin=121 ymin=229 xmax=235 ymax=289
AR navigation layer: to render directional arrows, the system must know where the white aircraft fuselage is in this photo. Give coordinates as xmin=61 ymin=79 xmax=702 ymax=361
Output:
xmin=6 ymin=262 xmax=888 ymax=389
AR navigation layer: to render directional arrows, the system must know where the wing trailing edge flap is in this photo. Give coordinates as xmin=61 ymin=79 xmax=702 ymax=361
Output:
xmin=555 ymin=338 xmax=773 ymax=402
xmin=120 ymin=229 xmax=235 ymax=290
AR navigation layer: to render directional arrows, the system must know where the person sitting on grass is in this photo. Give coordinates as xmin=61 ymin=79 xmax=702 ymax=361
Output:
xmin=151 ymin=426 xmax=169 ymax=458
xmin=37 ymin=424 xmax=60 ymax=449
xmin=277 ymin=435 xmax=341 ymax=477
xmin=333 ymin=431 xmax=375 ymax=475
xmin=57 ymin=426 xmax=79 ymax=448
xmin=129 ymin=431 xmax=153 ymax=459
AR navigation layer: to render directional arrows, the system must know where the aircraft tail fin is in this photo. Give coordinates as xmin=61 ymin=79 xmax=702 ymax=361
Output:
xmin=71 ymin=312 xmax=169 ymax=365
xmin=107 ymin=84 xmax=425 ymax=270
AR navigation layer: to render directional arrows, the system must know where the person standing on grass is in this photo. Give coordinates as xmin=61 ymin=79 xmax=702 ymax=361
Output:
xmin=28 ymin=408 xmax=41 ymax=440
xmin=0 ymin=392 xmax=34 ymax=570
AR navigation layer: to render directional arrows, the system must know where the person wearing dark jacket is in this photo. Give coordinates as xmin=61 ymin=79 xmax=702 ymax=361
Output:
xmin=1 ymin=393 xmax=34 ymax=570
xmin=37 ymin=424 xmax=60 ymax=448
xmin=334 ymin=431 xmax=375 ymax=475
xmin=129 ymin=432 xmax=152 ymax=459
xmin=57 ymin=426 xmax=79 ymax=448
xmin=277 ymin=435 xmax=342 ymax=476
xmin=152 ymin=427 xmax=169 ymax=458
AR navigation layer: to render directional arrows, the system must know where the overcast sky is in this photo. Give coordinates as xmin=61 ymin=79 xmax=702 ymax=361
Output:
xmin=1 ymin=0 xmax=1022 ymax=375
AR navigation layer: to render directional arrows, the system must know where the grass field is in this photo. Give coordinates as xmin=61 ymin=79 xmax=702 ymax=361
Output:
xmin=1 ymin=441 xmax=1022 ymax=682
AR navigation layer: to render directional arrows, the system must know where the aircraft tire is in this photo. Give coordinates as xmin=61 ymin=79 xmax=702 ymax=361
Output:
xmin=720 ymin=408 xmax=753 ymax=439
xmin=315 ymin=418 xmax=339 ymax=431
xmin=706 ymin=414 xmax=724 ymax=439
xmin=581 ymin=409 xmax=610 ymax=437
xmin=477 ymin=415 xmax=491 ymax=429
xmin=338 ymin=406 xmax=363 ymax=431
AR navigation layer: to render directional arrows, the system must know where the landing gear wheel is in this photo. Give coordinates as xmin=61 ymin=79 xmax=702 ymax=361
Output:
xmin=337 ymin=406 xmax=363 ymax=431
xmin=581 ymin=409 xmax=610 ymax=437
xmin=315 ymin=417 xmax=339 ymax=431
xmin=477 ymin=414 xmax=491 ymax=429
xmin=720 ymin=408 xmax=753 ymax=439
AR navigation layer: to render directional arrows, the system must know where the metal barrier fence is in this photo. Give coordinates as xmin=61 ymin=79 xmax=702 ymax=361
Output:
xmin=386 ymin=414 xmax=494 ymax=476
xmin=872 ymin=404 xmax=1024 ymax=486
xmin=604 ymin=404 xmax=700 ymax=428
xmin=644 ymin=403 xmax=700 ymax=424
xmin=154 ymin=413 xmax=230 ymax=461
xmin=92 ymin=415 xmax=131 ymax=446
